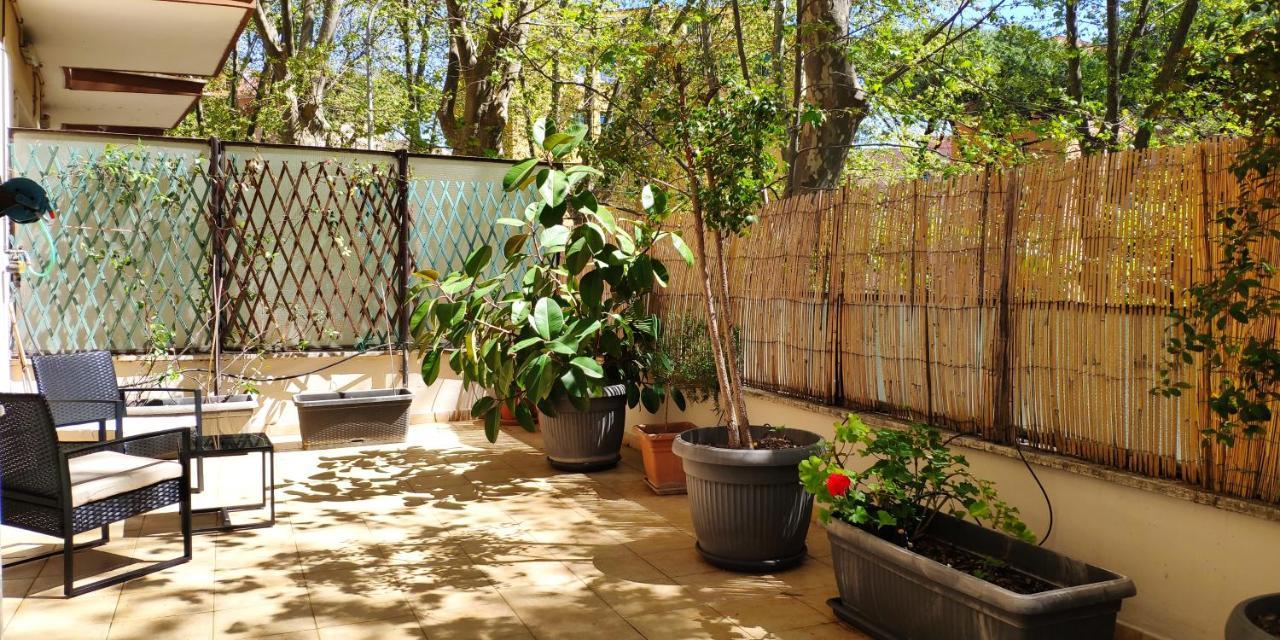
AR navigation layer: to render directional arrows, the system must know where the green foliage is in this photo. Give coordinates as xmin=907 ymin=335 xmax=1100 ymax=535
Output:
xmin=799 ymin=414 xmax=1034 ymax=545
xmin=410 ymin=117 xmax=693 ymax=442
xmin=1158 ymin=2 xmax=1280 ymax=447
xmin=648 ymin=314 xmax=723 ymax=413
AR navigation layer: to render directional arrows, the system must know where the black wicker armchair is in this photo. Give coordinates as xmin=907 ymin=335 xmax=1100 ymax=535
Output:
xmin=32 ymin=350 xmax=205 ymax=491
xmin=0 ymin=394 xmax=192 ymax=597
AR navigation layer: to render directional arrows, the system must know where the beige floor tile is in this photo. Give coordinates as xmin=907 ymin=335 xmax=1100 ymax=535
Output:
xmin=305 ymin=567 xmax=413 ymax=628
xmin=8 ymin=423 xmax=843 ymax=640
xmin=625 ymin=605 xmax=755 ymax=640
xmin=315 ymin=615 xmax=424 ymax=639
xmin=213 ymin=600 xmax=316 ymax=638
xmin=708 ymin=595 xmax=832 ymax=638
xmin=772 ymin=621 xmax=872 ymax=639
xmin=674 ymin=571 xmax=790 ymax=603
xmin=114 ymin=569 xmax=216 ymax=620
xmin=107 ymin=611 xmax=214 ymax=640
xmin=498 ymin=583 xmax=641 ymax=640
xmin=214 ymin=567 xmax=310 ymax=611
xmin=641 ymin=545 xmax=719 ymax=578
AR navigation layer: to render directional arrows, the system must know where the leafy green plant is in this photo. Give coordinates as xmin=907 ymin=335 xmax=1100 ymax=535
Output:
xmin=409 ymin=117 xmax=693 ymax=442
xmin=646 ymin=314 xmax=724 ymax=421
xmin=799 ymin=414 xmax=1034 ymax=545
xmin=1157 ymin=4 xmax=1280 ymax=450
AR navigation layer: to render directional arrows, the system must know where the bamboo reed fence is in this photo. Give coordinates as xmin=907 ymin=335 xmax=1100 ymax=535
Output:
xmin=651 ymin=137 xmax=1280 ymax=503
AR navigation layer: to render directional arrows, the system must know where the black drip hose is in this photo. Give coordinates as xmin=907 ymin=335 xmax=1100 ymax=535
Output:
xmin=943 ymin=429 xmax=1055 ymax=547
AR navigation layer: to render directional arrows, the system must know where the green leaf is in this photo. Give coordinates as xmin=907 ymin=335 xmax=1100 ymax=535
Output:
xmin=537 ymin=170 xmax=569 ymax=207
xmin=640 ymin=386 xmax=661 ymax=413
xmin=472 ymin=396 xmax=497 ymax=419
xmin=496 ymin=217 xmax=526 ymax=227
xmin=420 ymin=350 xmax=442 ymax=385
xmin=530 ymin=298 xmax=564 ymax=339
xmin=515 ymin=403 xmax=536 ymax=432
xmin=484 ymin=410 xmax=500 ymax=443
xmin=503 ymin=234 xmax=528 ymax=259
xmin=532 ymin=117 xmax=550 ymax=147
xmin=511 ymin=299 xmax=531 ymax=324
xmin=546 ymin=123 xmax=588 ymax=157
xmin=440 ymin=276 xmax=474 ymax=295
xmin=409 ymin=299 xmax=433 ymax=332
xmin=464 ymin=246 xmax=493 ymax=277
xmin=540 ymin=225 xmax=571 ymax=249
xmin=669 ymin=233 xmax=695 ymax=265
xmin=578 ymin=270 xmax=604 ymax=308
xmin=875 ymin=510 xmax=898 ymax=527
xmin=571 ymin=356 xmax=604 ymax=379
xmin=503 ymin=158 xmax=539 ymax=192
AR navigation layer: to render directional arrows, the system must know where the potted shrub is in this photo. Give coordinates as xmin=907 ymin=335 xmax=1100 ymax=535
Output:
xmin=652 ymin=81 xmax=822 ymax=571
xmin=799 ymin=414 xmax=1137 ymax=639
xmin=633 ymin=315 xmax=720 ymax=495
xmin=410 ymin=118 xmax=688 ymax=471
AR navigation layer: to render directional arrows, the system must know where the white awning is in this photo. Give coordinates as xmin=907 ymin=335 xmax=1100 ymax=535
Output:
xmin=17 ymin=0 xmax=252 ymax=131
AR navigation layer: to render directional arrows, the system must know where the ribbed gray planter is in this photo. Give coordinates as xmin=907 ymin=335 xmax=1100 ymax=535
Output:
xmin=1226 ymin=594 xmax=1280 ymax=640
xmin=539 ymin=384 xmax=627 ymax=472
xmin=826 ymin=515 xmax=1136 ymax=640
xmin=672 ymin=426 xmax=823 ymax=572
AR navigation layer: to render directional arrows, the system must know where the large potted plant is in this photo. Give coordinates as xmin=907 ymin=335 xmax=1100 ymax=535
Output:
xmin=633 ymin=315 xmax=721 ymax=495
xmin=410 ymin=119 xmax=688 ymax=471
xmin=654 ymin=79 xmax=823 ymax=571
xmin=800 ymin=414 xmax=1136 ymax=639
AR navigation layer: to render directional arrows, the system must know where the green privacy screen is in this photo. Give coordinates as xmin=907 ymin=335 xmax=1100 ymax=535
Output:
xmin=8 ymin=130 xmax=535 ymax=354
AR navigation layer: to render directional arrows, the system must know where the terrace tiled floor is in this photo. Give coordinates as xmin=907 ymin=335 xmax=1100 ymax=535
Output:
xmin=0 ymin=422 xmax=868 ymax=640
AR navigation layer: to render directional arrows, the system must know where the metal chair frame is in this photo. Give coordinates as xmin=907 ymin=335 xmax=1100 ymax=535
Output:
xmin=0 ymin=394 xmax=192 ymax=597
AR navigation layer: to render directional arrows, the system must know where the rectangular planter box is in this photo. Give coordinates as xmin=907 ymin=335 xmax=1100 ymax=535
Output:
xmin=294 ymin=388 xmax=412 ymax=450
xmin=827 ymin=515 xmax=1136 ymax=640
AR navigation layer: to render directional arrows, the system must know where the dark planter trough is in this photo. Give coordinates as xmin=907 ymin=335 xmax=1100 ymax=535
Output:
xmin=826 ymin=515 xmax=1136 ymax=640
xmin=1226 ymin=593 xmax=1280 ymax=640
xmin=672 ymin=425 xmax=824 ymax=572
xmin=294 ymin=388 xmax=412 ymax=450
xmin=538 ymin=384 xmax=627 ymax=472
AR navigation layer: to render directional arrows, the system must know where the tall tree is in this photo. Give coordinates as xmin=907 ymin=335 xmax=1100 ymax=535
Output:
xmin=789 ymin=0 xmax=1000 ymax=194
xmin=435 ymin=0 xmax=535 ymax=156
xmin=254 ymin=0 xmax=347 ymax=145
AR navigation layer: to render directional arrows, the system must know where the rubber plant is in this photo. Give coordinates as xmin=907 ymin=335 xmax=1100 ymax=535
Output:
xmin=409 ymin=118 xmax=693 ymax=442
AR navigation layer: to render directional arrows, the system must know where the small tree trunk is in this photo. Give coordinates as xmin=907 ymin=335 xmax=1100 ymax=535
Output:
xmin=713 ymin=229 xmax=752 ymax=445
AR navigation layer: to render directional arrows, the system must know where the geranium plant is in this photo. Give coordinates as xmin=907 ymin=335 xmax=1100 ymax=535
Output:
xmin=409 ymin=118 xmax=693 ymax=442
xmin=799 ymin=414 xmax=1034 ymax=545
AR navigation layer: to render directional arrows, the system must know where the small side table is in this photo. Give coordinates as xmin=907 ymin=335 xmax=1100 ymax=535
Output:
xmin=192 ymin=433 xmax=275 ymax=533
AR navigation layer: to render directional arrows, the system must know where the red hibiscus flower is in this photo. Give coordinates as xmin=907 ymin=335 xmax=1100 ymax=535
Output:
xmin=826 ymin=473 xmax=851 ymax=496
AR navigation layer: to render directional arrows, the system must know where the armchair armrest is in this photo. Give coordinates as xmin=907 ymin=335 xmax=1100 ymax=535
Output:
xmin=62 ymin=427 xmax=191 ymax=464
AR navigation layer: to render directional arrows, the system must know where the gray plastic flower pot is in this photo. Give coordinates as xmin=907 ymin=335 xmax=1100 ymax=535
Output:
xmin=826 ymin=515 xmax=1136 ymax=640
xmin=538 ymin=384 xmax=627 ymax=472
xmin=1226 ymin=593 xmax=1280 ymax=640
xmin=672 ymin=425 xmax=824 ymax=572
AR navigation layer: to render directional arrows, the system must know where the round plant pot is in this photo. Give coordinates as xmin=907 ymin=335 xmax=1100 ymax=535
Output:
xmin=1227 ymin=593 xmax=1280 ymax=640
xmin=672 ymin=425 xmax=824 ymax=572
xmin=538 ymin=384 xmax=627 ymax=472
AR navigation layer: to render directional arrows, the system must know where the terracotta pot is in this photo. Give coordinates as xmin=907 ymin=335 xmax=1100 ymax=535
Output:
xmin=500 ymin=402 xmax=539 ymax=429
xmin=633 ymin=422 xmax=697 ymax=495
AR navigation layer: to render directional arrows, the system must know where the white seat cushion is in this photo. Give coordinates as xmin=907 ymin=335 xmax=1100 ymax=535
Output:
xmin=68 ymin=452 xmax=183 ymax=507
xmin=121 ymin=415 xmax=198 ymax=433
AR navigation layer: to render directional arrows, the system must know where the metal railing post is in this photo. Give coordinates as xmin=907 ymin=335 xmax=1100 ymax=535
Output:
xmin=207 ymin=137 xmax=225 ymax=396
xmin=395 ymin=149 xmax=411 ymax=387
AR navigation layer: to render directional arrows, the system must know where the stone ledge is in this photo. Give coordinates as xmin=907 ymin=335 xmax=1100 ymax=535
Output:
xmin=745 ymin=387 xmax=1280 ymax=524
